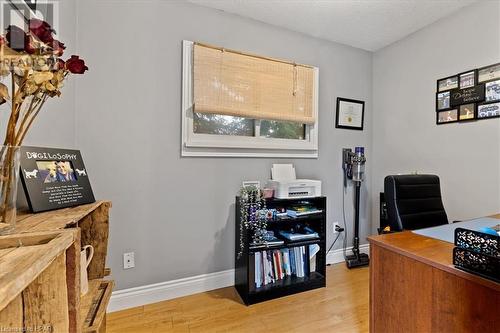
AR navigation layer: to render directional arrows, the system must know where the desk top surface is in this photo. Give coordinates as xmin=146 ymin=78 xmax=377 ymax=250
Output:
xmin=413 ymin=217 xmax=499 ymax=243
xmin=367 ymin=213 xmax=500 ymax=291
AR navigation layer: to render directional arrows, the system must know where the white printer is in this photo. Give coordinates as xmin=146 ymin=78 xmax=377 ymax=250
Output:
xmin=266 ymin=164 xmax=321 ymax=199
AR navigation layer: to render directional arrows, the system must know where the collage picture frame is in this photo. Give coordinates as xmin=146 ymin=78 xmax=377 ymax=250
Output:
xmin=436 ymin=62 xmax=500 ymax=124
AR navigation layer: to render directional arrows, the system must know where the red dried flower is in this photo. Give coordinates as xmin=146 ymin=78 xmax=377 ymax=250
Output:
xmin=51 ymin=39 xmax=66 ymax=56
xmin=28 ymin=19 xmax=55 ymax=44
xmin=24 ymin=39 xmax=37 ymax=54
xmin=56 ymin=58 xmax=65 ymax=70
xmin=65 ymin=55 xmax=88 ymax=74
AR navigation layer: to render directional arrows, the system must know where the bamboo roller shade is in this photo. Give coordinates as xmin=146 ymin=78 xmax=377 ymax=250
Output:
xmin=193 ymin=43 xmax=315 ymax=124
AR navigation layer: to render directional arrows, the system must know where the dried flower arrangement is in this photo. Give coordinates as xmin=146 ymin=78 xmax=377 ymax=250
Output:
xmin=0 ymin=18 xmax=87 ymax=227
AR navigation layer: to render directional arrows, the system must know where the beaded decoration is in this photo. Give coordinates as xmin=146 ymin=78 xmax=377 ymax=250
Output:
xmin=237 ymin=186 xmax=269 ymax=259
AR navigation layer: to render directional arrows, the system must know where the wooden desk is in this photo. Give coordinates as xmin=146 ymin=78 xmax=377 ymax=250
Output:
xmin=368 ymin=215 xmax=500 ymax=333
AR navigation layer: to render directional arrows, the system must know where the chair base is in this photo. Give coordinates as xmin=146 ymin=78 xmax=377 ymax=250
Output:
xmin=345 ymin=253 xmax=370 ymax=269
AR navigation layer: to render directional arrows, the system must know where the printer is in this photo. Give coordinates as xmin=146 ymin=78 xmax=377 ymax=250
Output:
xmin=266 ymin=164 xmax=321 ymax=199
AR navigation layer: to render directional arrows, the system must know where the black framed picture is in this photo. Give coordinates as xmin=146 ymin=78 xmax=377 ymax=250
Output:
xmin=485 ymin=79 xmax=500 ymax=102
xmin=459 ymin=103 xmax=476 ymax=121
xmin=459 ymin=70 xmax=476 ymax=89
xmin=436 ymin=91 xmax=451 ymax=111
xmin=19 ymin=146 xmax=95 ymax=213
xmin=477 ymin=102 xmax=500 ymax=119
xmin=478 ymin=63 xmax=500 ymax=83
xmin=335 ymin=97 xmax=365 ymax=130
xmin=436 ymin=109 xmax=458 ymax=125
xmin=437 ymin=76 xmax=458 ymax=92
xmin=436 ymin=63 xmax=500 ymax=125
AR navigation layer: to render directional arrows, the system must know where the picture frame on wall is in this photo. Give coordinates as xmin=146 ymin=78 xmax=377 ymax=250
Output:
xmin=459 ymin=103 xmax=476 ymax=121
xmin=477 ymin=102 xmax=500 ymax=119
xmin=478 ymin=63 xmax=500 ymax=83
xmin=436 ymin=109 xmax=458 ymax=124
xmin=335 ymin=97 xmax=365 ymax=130
xmin=485 ymin=80 xmax=500 ymax=102
xmin=436 ymin=62 xmax=500 ymax=125
xmin=459 ymin=70 xmax=476 ymax=89
xmin=437 ymin=76 xmax=458 ymax=92
xmin=436 ymin=91 xmax=451 ymax=110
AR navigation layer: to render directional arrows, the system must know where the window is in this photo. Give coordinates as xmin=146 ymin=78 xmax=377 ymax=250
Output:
xmin=260 ymin=120 xmax=306 ymax=140
xmin=182 ymin=41 xmax=319 ymax=157
xmin=193 ymin=114 xmax=306 ymax=140
xmin=193 ymin=113 xmax=255 ymax=137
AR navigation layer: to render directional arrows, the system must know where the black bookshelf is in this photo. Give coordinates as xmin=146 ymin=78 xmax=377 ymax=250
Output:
xmin=234 ymin=196 xmax=326 ymax=305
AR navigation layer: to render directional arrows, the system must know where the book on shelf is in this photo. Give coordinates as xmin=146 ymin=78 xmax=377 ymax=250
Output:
xmin=250 ymin=230 xmax=284 ymax=249
xmin=273 ymin=251 xmax=279 ymax=279
xmin=278 ymin=226 xmax=319 ymax=241
xmin=290 ymin=248 xmax=296 ymax=276
xmin=286 ymin=205 xmax=323 ymax=217
xmin=309 ymin=244 xmax=320 ymax=272
xmin=250 ymin=240 xmax=284 ymax=249
xmin=282 ymin=249 xmax=291 ymax=276
xmin=255 ymin=252 xmax=262 ymax=288
xmin=253 ymin=245 xmax=319 ymax=288
xmin=265 ymin=251 xmax=274 ymax=284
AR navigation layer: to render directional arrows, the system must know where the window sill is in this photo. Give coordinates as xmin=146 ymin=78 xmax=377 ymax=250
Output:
xmin=181 ymin=145 xmax=318 ymax=158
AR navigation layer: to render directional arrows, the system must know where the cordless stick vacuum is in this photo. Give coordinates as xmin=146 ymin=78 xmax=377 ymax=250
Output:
xmin=342 ymin=147 xmax=370 ymax=268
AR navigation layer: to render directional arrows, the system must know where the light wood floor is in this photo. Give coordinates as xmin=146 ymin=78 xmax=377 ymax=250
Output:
xmin=107 ymin=263 xmax=369 ymax=333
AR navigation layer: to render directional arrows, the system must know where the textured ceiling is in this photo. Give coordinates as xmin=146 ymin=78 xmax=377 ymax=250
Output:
xmin=186 ymin=0 xmax=477 ymax=51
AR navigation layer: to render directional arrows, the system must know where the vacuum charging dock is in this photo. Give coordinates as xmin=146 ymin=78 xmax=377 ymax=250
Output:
xmin=345 ymin=253 xmax=370 ymax=268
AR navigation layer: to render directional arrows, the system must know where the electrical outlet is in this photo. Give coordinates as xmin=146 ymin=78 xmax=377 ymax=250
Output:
xmin=333 ymin=222 xmax=340 ymax=234
xmin=123 ymin=252 xmax=135 ymax=269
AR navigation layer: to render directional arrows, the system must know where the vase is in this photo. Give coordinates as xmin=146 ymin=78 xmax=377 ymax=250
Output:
xmin=0 ymin=145 xmax=21 ymax=235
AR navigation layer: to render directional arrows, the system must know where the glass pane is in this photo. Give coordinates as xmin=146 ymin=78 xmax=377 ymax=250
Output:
xmin=260 ymin=120 xmax=306 ymax=140
xmin=193 ymin=113 xmax=255 ymax=136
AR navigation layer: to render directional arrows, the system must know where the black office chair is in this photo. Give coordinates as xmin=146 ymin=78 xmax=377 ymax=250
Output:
xmin=384 ymin=174 xmax=449 ymax=231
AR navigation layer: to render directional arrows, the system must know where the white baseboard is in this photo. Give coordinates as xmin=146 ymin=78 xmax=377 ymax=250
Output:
xmin=108 ymin=269 xmax=235 ymax=313
xmin=108 ymin=243 xmax=370 ymax=313
xmin=326 ymin=243 xmax=370 ymax=264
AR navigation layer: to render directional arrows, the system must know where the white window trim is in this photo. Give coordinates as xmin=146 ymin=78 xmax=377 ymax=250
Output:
xmin=181 ymin=40 xmax=319 ymax=158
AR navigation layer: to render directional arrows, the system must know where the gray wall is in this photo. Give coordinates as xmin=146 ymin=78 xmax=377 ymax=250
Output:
xmin=8 ymin=0 xmax=496 ymax=293
xmin=372 ymin=1 xmax=500 ymax=229
xmin=75 ymin=0 xmax=373 ymax=290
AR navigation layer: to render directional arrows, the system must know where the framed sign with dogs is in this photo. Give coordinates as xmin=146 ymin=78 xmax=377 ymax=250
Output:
xmin=19 ymin=146 xmax=95 ymax=213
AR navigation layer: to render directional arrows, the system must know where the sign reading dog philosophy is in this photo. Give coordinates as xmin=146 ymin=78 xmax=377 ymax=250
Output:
xmin=20 ymin=146 xmax=95 ymax=213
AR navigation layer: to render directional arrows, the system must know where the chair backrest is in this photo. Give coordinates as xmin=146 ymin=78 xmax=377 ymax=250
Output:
xmin=384 ymin=174 xmax=448 ymax=231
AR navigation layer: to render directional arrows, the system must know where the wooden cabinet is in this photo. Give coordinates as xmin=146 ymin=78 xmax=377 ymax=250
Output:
xmin=0 ymin=201 xmax=113 ymax=333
